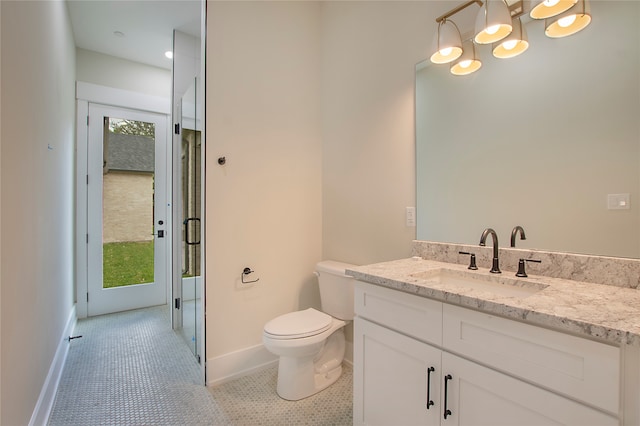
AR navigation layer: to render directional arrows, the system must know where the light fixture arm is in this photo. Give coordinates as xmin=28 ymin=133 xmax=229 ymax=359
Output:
xmin=436 ymin=0 xmax=483 ymax=23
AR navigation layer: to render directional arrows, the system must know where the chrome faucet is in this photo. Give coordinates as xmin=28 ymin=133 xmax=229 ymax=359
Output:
xmin=479 ymin=228 xmax=501 ymax=274
xmin=510 ymin=225 xmax=526 ymax=248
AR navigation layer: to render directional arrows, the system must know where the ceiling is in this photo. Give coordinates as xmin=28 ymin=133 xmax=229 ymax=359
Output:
xmin=65 ymin=0 xmax=526 ymax=72
xmin=66 ymin=0 xmax=202 ymax=70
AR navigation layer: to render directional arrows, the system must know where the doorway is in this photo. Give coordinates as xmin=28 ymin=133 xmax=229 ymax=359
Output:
xmin=86 ymin=104 xmax=169 ymax=316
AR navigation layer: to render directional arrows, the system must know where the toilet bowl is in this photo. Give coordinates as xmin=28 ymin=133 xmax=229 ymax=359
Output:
xmin=262 ymin=260 xmax=356 ymax=401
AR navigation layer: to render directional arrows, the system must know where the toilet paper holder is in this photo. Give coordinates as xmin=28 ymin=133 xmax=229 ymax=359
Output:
xmin=242 ymin=267 xmax=260 ymax=284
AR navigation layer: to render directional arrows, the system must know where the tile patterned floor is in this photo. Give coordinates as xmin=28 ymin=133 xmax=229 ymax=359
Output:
xmin=208 ymin=364 xmax=353 ymax=425
xmin=47 ymin=305 xmax=353 ymax=425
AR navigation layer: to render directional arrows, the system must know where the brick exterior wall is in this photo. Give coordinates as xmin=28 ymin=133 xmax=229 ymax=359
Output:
xmin=103 ymin=171 xmax=154 ymax=243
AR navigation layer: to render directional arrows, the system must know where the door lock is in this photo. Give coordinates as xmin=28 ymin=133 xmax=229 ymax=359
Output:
xmin=157 ymin=230 xmax=164 ymax=238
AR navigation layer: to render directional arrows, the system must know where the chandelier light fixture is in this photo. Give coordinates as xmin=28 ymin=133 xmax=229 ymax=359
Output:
xmin=474 ymin=0 xmax=513 ymax=44
xmin=428 ymin=0 xmax=593 ymax=76
xmin=430 ymin=19 xmax=463 ymax=64
xmin=530 ymin=0 xmax=577 ymax=20
xmin=544 ymin=0 xmax=591 ymax=38
xmin=492 ymin=16 xmax=529 ymax=59
xmin=451 ymin=40 xmax=483 ymax=75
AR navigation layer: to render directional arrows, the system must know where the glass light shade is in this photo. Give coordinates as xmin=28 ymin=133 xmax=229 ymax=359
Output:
xmin=545 ymin=0 xmax=591 ymax=38
xmin=451 ymin=41 xmax=482 ymax=76
xmin=474 ymin=0 xmax=513 ymax=44
xmin=530 ymin=0 xmax=578 ymax=20
xmin=430 ymin=19 xmax=463 ymax=64
xmin=493 ymin=17 xmax=529 ymax=59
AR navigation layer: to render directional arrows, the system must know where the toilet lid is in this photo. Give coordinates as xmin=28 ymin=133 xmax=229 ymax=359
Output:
xmin=264 ymin=308 xmax=332 ymax=339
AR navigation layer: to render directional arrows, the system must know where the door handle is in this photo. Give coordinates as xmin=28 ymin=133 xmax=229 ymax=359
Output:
xmin=426 ymin=366 xmax=435 ymax=409
xmin=183 ymin=217 xmax=201 ymax=245
xmin=444 ymin=374 xmax=452 ymax=420
xmin=152 ymin=220 xmax=165 ymax=238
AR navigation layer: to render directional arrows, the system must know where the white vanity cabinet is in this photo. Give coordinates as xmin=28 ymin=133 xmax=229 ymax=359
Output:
xmin=353 ymin=281 xmax=620 ymax=426
xmin=354 ymin=318 xmax=441 ymax=425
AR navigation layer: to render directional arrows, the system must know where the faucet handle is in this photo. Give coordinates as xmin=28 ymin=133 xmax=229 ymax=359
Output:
xmin=459 ymin=251 xmax=478 ymax=270
xmin=516 ymin=258 xmax=541 ymax=278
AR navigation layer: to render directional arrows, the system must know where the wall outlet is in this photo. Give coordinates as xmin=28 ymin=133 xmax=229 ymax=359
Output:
xmin=406 ymin=207 xmax=416 ymax=227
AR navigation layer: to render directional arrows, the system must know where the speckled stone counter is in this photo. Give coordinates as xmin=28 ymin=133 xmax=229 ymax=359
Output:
xmin=347 ymin=257 xmax=640 ymax=347
xmin=412 ymin=240 xmax=640 ymax=289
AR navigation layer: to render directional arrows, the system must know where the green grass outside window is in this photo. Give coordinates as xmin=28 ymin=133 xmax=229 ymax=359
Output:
xmin=103 ymin=241 xmax=154 ymax=288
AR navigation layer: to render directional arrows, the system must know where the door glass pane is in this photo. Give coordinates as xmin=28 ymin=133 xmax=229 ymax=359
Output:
xmin=102 ymin=116 xmax=156 ymax=289
xmin=180 ymin=79 xmax=202 ymax=356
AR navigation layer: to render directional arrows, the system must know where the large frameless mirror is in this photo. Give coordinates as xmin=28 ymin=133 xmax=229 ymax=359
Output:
xmin=416 ymin=1 xmax=640 ymax=258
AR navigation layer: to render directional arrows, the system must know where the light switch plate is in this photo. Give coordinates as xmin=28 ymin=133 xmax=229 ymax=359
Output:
xmin=406 ymin=207 xmax=416 ymax=227
xmin=608 ymin=193 xmax=630 ymax=210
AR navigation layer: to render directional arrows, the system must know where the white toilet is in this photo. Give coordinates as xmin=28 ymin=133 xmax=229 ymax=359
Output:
xmin=262 ymin=260 xmax=356 ymax=401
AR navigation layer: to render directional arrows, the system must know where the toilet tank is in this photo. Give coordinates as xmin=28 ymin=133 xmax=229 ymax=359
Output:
xmin=315 ymin=260 xmax=357 ymax=320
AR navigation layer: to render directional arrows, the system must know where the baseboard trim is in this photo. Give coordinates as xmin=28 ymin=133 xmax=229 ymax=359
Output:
xmin=345 ymin=340 xmax=353 ymax=366
xmin=207 ymin=340 xmax=355 ymax=387
xmin=29 ymin=305 xmax=77 ymax=426
xmin=207 ymin=344 xmax=278 ymax=387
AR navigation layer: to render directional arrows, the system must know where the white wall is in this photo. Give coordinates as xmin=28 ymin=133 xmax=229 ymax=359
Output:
xmin=204 ymin=0 xmax=456 ymax=381
xmin=0 ymin=1 xmax=76 ymax=424
xmin=76 ymin=48 xmax=171 ymax=99
xmin=321 ymin=1 xmax=430 ymax=265
xmin=205 ymin=1 xmax=323 ymax=383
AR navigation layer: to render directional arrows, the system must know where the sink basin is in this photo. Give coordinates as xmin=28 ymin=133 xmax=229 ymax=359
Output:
xmin=410 ymin=268 xmax=548 ymax=298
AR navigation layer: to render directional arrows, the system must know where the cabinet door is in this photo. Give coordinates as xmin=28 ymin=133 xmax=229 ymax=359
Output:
xmin=441 ymin=352 xmax=618 ymax=426
xmin=354 ymin=318 xmax=441 ymax=426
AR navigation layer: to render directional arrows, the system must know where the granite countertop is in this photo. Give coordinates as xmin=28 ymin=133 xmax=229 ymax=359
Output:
xmin=347 ymin=257 xmax=640 ymax=347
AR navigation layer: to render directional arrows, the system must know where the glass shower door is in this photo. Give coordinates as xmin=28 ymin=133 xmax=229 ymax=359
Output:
xmin=178 ymin=78 xmax=202 ymax=359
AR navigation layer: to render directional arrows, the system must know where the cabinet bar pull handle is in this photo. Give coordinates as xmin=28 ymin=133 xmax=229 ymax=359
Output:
xmin=426 ymin=366 xmax=435 ymax=409
xmin=444 ymin=374 xmax=453 ymax=419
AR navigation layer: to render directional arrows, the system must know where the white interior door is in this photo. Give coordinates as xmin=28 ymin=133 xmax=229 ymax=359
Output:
xmin=87 ymin=104 xmax=169 ymax=316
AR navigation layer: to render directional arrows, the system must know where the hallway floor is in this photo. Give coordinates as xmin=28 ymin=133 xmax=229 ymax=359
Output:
xmin=48 ymin=305 xmax=353 ymax=425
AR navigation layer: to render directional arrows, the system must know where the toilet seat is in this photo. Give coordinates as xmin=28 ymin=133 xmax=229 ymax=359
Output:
xmin=264 ymin=308 xmax=332 ymax=339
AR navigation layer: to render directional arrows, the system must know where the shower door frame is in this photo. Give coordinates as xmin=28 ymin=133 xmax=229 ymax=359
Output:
xmin=171 ymin=25 xmax=206 ymax=378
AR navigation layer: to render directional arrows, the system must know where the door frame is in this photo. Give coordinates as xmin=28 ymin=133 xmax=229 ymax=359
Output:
xmin=76 ymin=82 xmax=171 ymax=319
xmin=86 ymin=103 xmax=168 ymax=316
